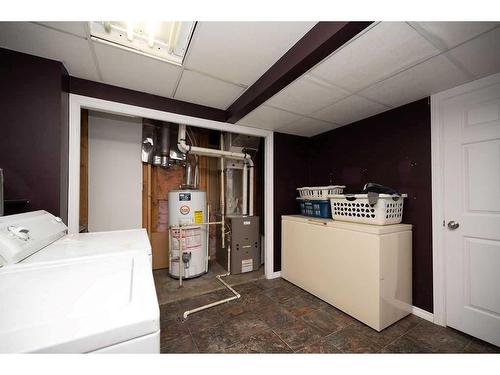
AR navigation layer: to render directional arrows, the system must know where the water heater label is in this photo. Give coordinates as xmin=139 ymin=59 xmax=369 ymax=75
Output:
xmin=194 ymin=210 xmax=203 ymax=224
xmin=179 ymin=193 xmax=191 ymax=201
xmin=180 ymin=205 xmax=190 ymax=215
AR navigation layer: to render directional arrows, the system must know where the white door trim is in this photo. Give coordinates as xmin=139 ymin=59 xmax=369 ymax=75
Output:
xmin=68 ymin=94 xmax=276 ymax=279
xmin=431 ymin=72 xmax=500 ymax=327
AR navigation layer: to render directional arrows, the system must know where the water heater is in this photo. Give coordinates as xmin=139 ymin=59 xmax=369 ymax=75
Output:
xmin=168 ymin=189 xmax=207 ymax=279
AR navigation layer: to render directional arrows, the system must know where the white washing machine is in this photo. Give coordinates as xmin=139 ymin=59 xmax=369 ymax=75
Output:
xmin=0 ymin=210 xmax=160 ymax=353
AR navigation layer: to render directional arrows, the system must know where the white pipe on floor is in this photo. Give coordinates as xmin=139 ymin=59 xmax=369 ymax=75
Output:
xmin=183 ymin=245 xmax=240 ymax=320
xmin=182 ymin=295 xmax=238 ymax=319
xmin=170 ymin=154 xmax=242 ymax=319
xmin=175 ymin=125 xmax=254 ymax=320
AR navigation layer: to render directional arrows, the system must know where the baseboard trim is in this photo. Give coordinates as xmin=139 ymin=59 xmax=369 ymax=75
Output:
xmin=267 ymin=271 xmax=281 ymax=279
xmin=412 ymin=306 xmax=434 ymax=323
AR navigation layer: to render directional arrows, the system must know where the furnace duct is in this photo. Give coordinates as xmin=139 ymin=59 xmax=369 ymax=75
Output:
xmin=141 ymin=121 xmax=185 ymax=167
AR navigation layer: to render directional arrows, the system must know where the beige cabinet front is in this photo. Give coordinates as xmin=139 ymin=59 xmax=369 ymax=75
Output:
xmin=281 ymin=216 xmax=412 ymax=331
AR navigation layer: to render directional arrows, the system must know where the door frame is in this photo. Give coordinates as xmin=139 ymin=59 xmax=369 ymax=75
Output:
xmin=68 ymin=94 xmax=278 ymax=279
xmin=431 ymin=72 xmax=500 ymax=326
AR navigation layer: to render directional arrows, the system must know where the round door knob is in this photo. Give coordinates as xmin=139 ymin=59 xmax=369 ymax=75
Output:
xmin=447 ymin=221 xmax=460 ymax=230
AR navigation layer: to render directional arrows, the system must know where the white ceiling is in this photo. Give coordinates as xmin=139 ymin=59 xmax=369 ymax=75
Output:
xmin=0 ymin=21 xmax=315 ymax=110
xmin=92 ymin=41 xmax=182 ymax=97
xmin=238 ymin=21 xmax=500 ymax=136
xmin=0 ymin=21 xmax=499 ymax=136
xmin=184 ymin=22 xmax=316 ymax=86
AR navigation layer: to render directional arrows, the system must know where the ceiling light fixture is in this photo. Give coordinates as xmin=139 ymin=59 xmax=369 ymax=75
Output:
xmin=89 ymin=21 xmax=196 ymax=66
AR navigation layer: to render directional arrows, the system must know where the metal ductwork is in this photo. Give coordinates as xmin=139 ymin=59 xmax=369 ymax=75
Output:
xmin=141 ymin=121 xmax=185 ymax=167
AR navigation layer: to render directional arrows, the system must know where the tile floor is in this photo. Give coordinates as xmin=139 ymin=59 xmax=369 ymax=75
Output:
xmin=158 ymin=278 xmax=500 ymax=354
xmin=154 ymin=260 xmax=265 ymax=305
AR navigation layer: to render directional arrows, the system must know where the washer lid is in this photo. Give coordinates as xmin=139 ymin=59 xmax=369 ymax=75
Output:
xmin=0 ymin=252 xmax=159 ymax=353
xmin=0 ymin=211 xmax=67 ymax=266
xmin=24 ymin=228 xmax=151 ymax=263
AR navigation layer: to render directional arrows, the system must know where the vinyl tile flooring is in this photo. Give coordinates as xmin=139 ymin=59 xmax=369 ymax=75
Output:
xmin=158 ymin=278 xmax=500 ymax=354
xmin=154 ymin=260 xmax=265 ymax=305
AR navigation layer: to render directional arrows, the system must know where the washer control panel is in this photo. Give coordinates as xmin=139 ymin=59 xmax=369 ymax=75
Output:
xmin=0 ymin=211 xmax=67 ymax=266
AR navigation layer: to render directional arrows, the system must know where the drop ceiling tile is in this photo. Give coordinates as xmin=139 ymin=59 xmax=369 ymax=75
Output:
xmin=310 ymin=22 xmax=440 ymax=92
xmin=237 ymin=105 xmax=302 ymax=131
xmin=184 ymin=21 xmax=316 ymax=86
xmin=36 ymin=22 xmax=89 ymax=38
xmin=277 ymin=117 xmax=339 ymax=137
xmin=311 ymin=95 xmax=389 ymax=125
xmin=0 ymin=22 xmax=99 ymax=80
xmin=93 ymin=41 xmax=181 ymax=98
xmin=359 ymin=54 xmax=471 ymax=108
xmin=175 ymin=70 xmax=245 ymax=110
xmin=446 ymin=27 xmax=500 ymax=79
xmin=412 ymin=22 xmax=499 ymax=50
xmin=266 ymin=75 xmax=351 ymax=115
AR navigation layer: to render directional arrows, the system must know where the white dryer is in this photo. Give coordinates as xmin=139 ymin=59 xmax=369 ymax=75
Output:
xmin=0 ymin=210 xmax=160 ymax=353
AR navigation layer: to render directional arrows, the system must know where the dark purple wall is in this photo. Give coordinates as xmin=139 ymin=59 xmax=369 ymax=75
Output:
xmin=311 ymin=98 xmax=432 ymax=312
xmin=0 ymin=48 xmax=68 ymax=218
xmin=274 ymin=98 xmax=433 ymax=313
xmin=273 ymin=132 xmax=311 ymax=273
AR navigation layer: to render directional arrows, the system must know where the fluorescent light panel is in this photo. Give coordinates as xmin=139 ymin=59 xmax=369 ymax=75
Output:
xmin=89 ymin=21 xmax=196 ymax=66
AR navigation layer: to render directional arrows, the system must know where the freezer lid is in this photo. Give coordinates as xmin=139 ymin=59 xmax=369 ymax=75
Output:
xmin=0 ymin=252 xmax=159 ymax=353
xmin=0 ymin=211 xmax=67 ymax=266
xmin=24 ymin=228 xmax=151 ymax=263
xmin=282 ymin=215 xmax=412 ymax=235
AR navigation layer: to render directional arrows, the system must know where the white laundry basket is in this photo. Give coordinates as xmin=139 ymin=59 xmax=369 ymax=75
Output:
xmin=329 ymin=194 xmax=407 ymax=225
xmin=297 ymin=185 xmax=345 ymax=199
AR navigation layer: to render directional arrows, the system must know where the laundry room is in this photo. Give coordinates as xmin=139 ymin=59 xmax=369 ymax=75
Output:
xmin=1 ymin=6 xmax=500 ymax=372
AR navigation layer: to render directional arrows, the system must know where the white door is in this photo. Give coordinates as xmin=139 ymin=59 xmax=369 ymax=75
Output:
xmin=441 ymin=73 xmax=500 ymax=346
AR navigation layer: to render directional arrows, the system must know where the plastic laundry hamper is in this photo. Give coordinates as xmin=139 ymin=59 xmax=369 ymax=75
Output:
xmin=297 ymin=185 xmax=345 ymax=199
xmin=328 ymin=194 xmax=408 ymax=225
xmin=296 ymin=198 xmax=331 ymax=218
